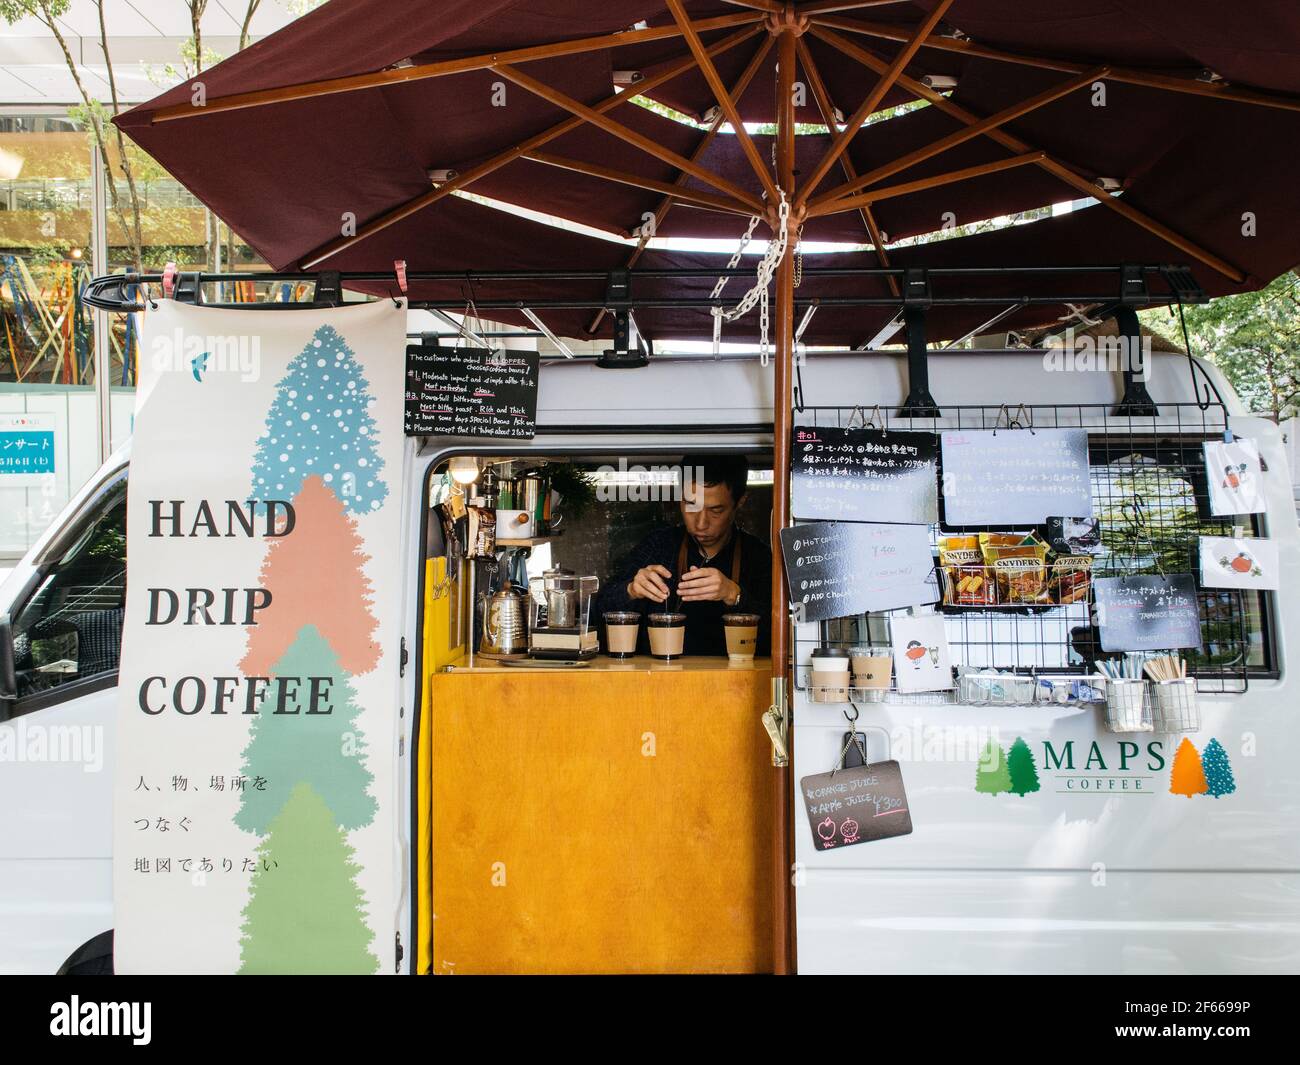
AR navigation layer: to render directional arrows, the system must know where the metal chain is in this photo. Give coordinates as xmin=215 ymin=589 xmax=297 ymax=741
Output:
xmin=711 ymin=191 xmax=791 ymax=366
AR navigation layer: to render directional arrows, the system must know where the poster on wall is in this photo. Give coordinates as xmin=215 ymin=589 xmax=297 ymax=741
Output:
xmin=0 ymin=412 xmax=56 ymax=481
xmin=114 ymin=300 xmax=407 ymax=974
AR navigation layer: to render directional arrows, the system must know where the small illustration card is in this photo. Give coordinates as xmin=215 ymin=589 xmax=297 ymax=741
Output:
xmin=1203 ymin=438 xmax=1265 ymax=515
xmin=1199 ymin=535 xmax=1280 ymax=591
xmin=890 ymin=612 xmax=953 ymax=692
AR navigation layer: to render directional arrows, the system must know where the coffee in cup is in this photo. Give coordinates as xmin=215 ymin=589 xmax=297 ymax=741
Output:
xmin=604 ymin=611 xmax=640 ymax=659
xmin=647 ymin=612 xmax=687 ymax=660
xmin=722 ymin=613 xmax=760 ymax=662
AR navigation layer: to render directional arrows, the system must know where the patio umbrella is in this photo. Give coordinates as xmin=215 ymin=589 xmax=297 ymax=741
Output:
xmin=113 ymin=0 xmax=1300 ymax=973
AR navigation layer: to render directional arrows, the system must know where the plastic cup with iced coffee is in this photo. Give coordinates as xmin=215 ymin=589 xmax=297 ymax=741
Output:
xmin=850 ymin=645 xmax=892 ymax=703
xmin=722 ymin=613 xmax=760 ymax=662
xmin=647 ymin=612 xmax=687 ymax=660
xmin=604 ymin=611 xmax=641 ymax=659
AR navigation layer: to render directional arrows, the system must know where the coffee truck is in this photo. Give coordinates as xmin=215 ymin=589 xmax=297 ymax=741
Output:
xmin=1 ymin=338 xmax=1298 ymax=975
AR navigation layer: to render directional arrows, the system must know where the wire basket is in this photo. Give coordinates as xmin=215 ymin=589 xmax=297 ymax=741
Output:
xmin=1149 ymin=677 xmax=1201 ymax=733
xmin=1103 ymin=678 xmax=1152 ymax=733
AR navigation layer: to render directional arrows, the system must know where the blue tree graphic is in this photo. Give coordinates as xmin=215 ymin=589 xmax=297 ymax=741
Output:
xmin=249 ymin=324 xmax=387 ymax=514
xmin=1200 ymin=737 xmax=1237 ymax=798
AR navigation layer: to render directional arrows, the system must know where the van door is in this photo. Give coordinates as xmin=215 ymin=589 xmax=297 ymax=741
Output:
xmin=0 ymin=469 xmax=125 ymax=973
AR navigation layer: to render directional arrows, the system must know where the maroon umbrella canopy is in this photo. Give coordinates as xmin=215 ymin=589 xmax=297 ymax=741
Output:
xmin=115 ymin=0 xmax=1300 ymax=343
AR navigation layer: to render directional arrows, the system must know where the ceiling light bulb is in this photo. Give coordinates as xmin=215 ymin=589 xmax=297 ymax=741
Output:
xmin=448 ymin=456 xmax=480 ymax=485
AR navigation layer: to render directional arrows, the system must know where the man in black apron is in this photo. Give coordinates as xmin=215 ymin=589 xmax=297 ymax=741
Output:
xmin=596 ymin=454 xmax=771 ymax=657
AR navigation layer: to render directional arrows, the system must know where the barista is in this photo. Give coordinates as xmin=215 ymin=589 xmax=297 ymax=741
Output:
xmin=596 ymin=454 xmax=771 ymax=657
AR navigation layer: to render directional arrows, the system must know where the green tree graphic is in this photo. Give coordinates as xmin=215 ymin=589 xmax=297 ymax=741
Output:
xmin=975 ymin=740 xmax=1012 ymax=795
xmin=235 ymin=623 xmax=376 ymax=835
xmin=1200 ymin=737 xmax=1237 ymax=798
xmin=238 ymin=782 xmax=379 ymax=975
xmin=1006 ymin=737 xmax=1041 ymax=796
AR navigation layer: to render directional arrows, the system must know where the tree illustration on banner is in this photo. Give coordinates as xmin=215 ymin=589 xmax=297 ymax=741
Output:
xmin=241 ymin=475 xmax=380 ymax=677
xmin=1169 ymin=737 xmax=1209 ymax=797
xmin=249 ymin=324 xmax=387 ymax=516
xmin=1200 ymin=737 xmax=1237 ymax=798
xmin=975 ymin=740 xmax=1012 ymax=795
xmin=235 ymin=624 xmax=376 ymax=835
xmin=239 ymin=782 xmax=379 ymax=975
xmin=1006 ymin=737 xmax=1041 ymax=796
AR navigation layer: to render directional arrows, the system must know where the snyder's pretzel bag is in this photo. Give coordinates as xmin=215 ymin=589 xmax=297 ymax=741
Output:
xmin=981 ymin=535 xmax=1049 ymax=604
xmin=939 ymin=534 xmax=994 ymax=605
xmin=1050 ymin=554 xmax=1093 ymax=604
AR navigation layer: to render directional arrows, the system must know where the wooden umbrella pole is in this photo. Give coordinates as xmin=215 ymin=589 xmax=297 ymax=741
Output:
xmin=769 ymin=6 xmax=802 ymax=978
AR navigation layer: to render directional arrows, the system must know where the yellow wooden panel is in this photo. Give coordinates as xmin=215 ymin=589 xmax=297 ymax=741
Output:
xmin=431 ymin=666 xmax=776 ymax=974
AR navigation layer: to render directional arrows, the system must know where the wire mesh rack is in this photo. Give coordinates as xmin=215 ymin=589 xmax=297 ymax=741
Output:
xmin=791 ymin=401 xmax=1262 ymax=696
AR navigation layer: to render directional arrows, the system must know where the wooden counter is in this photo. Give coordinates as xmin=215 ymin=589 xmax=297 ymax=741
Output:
xmin=429 ymin=656 xmax=776 ymax=974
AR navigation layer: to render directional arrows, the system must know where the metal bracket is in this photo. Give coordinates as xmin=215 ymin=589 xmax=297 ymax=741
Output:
xmin=897 ymin=271 xmax=940 ymax=417
xmin=313 ymin=271 xmax=343 ymax=307
xmin=1159 ymin=264 xmax=1206 ymax=305
xmin=597 ymin=306 xmax=650 ymax=369
xmin=1110 ymin=268 xmax=1159 ymax=416
xmin=172 ymin=271 xmax=203 ymax=305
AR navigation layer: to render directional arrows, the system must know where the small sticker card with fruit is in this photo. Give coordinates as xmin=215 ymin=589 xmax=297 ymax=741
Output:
xmin=1199 ymin=535 xmax=1279 ymax=590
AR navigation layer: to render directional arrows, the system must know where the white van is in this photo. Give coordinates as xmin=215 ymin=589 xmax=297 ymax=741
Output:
xmin=2 ymin=347 xmax=1296 ymax=975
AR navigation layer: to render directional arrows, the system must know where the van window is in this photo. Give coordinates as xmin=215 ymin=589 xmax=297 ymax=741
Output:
xmin=12 ymin=477 xmax=127 ymax=700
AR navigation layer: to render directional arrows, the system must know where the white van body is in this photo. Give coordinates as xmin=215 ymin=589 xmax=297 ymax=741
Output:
xmin=2 ymin=349 xmax=1296 ymax=974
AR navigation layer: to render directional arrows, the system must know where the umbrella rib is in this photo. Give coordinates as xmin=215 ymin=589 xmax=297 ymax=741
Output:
xmin=298 ymin=27 xmax=760 ymax=270
xmin=795 ymin=34 xmax=899 ymax=297
xmin=812 ymin=14 xmax=1300 ymax=115
xmin=796 ymin=1 xmax=912 ymax=12
xmin=811 ymin=25 xmax=1249 ymax=283
xmin=524 ymin=151 xmax=758 ymax=217
xmin=796 ymin=0 xmax=954 ymax=206
xmin=665 ymin=0 xmax=780 ymax=205
xmin=808 ymin=151 xmax=1047 ymax=216
xmin=585 ymin=35 xmax=776 ymax=334
xmin=808 ymin=66 xmax=1109 ymax=210
xmin=147 ymin=12 xmax=763 ymax=123
xmin=493 ymin=62 xmax=764 ymax=213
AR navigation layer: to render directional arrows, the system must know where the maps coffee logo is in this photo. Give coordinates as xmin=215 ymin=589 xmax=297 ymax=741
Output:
xmin=976 ymin=736 xmax=1236 ymax=797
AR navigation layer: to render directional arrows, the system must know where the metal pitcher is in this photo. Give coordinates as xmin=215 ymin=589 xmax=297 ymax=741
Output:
xmin=480 ymin=586 xmax=529 ymax=656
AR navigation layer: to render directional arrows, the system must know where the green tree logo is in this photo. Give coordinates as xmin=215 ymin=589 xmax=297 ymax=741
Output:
xmin=1200 ymin=737 xmax=1237 ymax=798
xmin=1006 ymin=737 xmax=1041 ymax=796
xmin=975 ymin=739 xmax=1012 ymax=795
xmin=238 ymin=782 xmax=379 ymax=974
xmin=235 ymin=624 xmax=377 ymax=835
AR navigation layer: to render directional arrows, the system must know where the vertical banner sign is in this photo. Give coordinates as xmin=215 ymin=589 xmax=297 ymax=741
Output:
xmin=114 ymin=301 xmax=407 ymax=974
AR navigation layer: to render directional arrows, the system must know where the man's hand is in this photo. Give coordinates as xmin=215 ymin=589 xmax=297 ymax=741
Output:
xmin=678 ymin=565 xmax=740 ymax=604
xmin=628 ymin=564 xmax=673 ymax=603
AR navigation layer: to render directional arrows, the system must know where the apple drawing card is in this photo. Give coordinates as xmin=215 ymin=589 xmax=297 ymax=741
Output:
xmin=1199 ymin=535 xmax=1280 ymax=590
xmin=891 ymin=613 xmax=953 ymax=692
xmin=1203 ymin=438 xmax=1265 ymax=515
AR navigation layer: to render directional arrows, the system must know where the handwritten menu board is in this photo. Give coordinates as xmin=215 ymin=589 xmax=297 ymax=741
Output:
xmin=800 ymin=759 xmax=913 ymax=850
xmin=792 ymin=425 xmax=939 ymax=524
xmin=940 ymin=428 xmax=1092 ymax=525
xmin=779 ymin=521 xmax=937 ymax=622
xmin=404 ymin=342 xmax=539 ymax=439
xmin=1094 ymin=574 xmax=1203 ymax=651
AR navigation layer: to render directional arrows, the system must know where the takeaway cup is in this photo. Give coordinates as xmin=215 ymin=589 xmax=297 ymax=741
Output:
xmin=647 ymin=612 xmax=687 ymax=660
xmin=850 ymin=645 xmax=892 ymax=703
xmin=722 ymin=613 xmax=760 ymax=662
xmin=604 ymin=611 xmax=641 ymax=659
xmin=810 ymin=647 xmax=850 ymax=703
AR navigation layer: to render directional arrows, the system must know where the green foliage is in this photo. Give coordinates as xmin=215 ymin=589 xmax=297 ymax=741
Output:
xmin=238 ymin=782 xmax=379 ymax=974
xmin=0 ymin=1 xmax=71 ymax=28
xmin=1141 ymin=272 xmax=1300 ymax=420
xmin=547 ymin=462 xmax=597 ymax=520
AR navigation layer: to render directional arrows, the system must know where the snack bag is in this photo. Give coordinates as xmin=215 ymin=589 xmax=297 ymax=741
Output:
xmin=939 ymin=534 xmax=994 ymax=605
xmin=1050 ymin=554 xmax=1093 ymax=604
xmin=982 ymin=535 xmax=1049 ymax=604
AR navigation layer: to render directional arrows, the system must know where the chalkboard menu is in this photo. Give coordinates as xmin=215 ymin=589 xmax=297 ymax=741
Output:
xmin=792 ymin=425 xmax=938 ymax=524
xmin=779 ymin=521 xmax=937 ymax=622
xmin=800 ymin=758 xmax=913 ymax=850
xmin=404 ymin=342 xmax=539 ymax=439
xmin=1094 ymin=574 xmax=1203 ymax=652
xmin=940 ymin=427 xmax=1092 ymax=526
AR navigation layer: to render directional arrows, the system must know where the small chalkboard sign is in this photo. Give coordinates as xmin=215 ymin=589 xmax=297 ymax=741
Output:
xmin=792 ymin=425 xmax=938 ymax=524
xmin=801 ymin=757 xmax=913 ymax=850
xmin=940 ymin=427 xmax=1092 ymax=526
xmin=404 ymin=341 xmax=539 ymax=439
xmin=779 ymin=521 xmax=937 ymax=622
xmin=1094 ymin=574 xmax=1203 ymax=652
